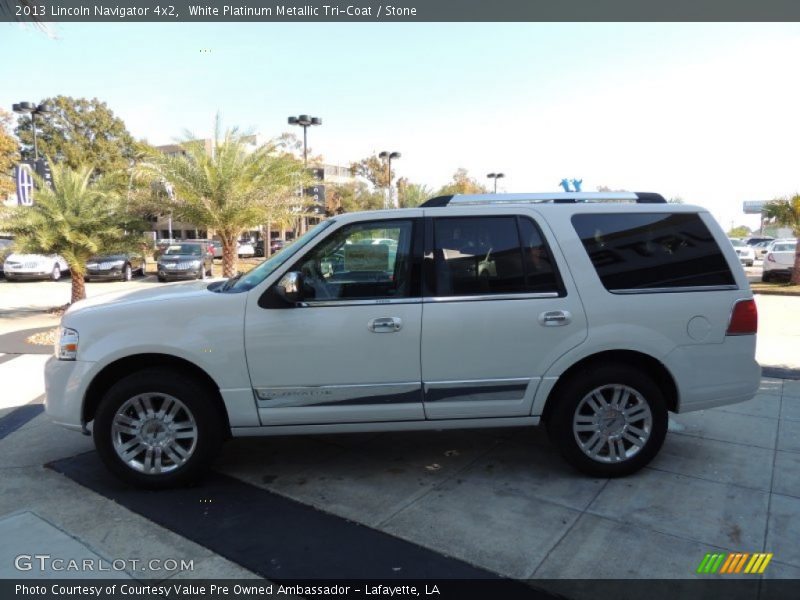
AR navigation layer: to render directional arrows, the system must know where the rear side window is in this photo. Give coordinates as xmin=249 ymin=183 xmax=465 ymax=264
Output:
xmin=571 ymin=213 xmax=735 ymax=291
xmin=430 ymin=216 xmax=562 ymax=296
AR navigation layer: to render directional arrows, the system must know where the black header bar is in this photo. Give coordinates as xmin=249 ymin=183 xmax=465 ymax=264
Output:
xmin=4 ymin=0 xmax=800 ymax=22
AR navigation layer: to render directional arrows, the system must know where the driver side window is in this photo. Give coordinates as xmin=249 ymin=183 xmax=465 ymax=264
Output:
xmin=297 ymin=220 xmax=414 ymax=301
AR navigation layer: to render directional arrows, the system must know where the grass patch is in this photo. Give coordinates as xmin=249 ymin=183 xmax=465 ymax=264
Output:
xmin=751 ymin=281 xmax=800 ymax=295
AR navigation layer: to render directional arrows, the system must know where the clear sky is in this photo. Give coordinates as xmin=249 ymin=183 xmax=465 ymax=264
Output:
xmin=2 ymin=21 xmax=800 ymax=230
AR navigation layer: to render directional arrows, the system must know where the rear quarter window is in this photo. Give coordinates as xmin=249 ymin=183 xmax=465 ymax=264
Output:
xmin=571 ymin=213 xmax=736 ymax=291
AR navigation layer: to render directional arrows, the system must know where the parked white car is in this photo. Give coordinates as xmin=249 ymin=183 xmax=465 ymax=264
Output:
xmin=762 ymin=239 xmax=797 ymax=282
xmin=44 ymin=192 xmax=760 ymax=488
xmin=237 ymin=241 xmax=255 ymax=258
xmin=4 ymin=253 xmax=69 ymax=281
xmin=729 ymin=238 xmax=755 ymax=267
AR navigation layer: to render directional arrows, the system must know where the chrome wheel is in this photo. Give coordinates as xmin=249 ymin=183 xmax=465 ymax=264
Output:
xmin=572 ymin=384 xmax=653 ymax=463
xmin=111 ymin=393 xmax=198 ymax=474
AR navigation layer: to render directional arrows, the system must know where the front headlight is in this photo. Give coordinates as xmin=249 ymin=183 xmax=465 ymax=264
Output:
xmin=191 ymin=260 xmax=201 ymax=267
xmin=55 ymin=327 xmax=79 ymax=361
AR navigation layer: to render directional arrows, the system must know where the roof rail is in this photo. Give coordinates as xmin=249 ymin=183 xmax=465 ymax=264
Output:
xmin=419 ymin=192 xmax=667 ymax=207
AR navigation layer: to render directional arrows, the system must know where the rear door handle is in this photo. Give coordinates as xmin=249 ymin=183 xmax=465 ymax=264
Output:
xmin=368 ymin=317 xmax=403 ymax=333
xmin=538 ymin=310 xmax=571 ymax=326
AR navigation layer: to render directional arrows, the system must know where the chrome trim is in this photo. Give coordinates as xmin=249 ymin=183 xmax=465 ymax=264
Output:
xmin=423 ymin=292 xmax=559 ymax=303
xmin=424 ymin=378 xmax=530 ymax=403
xmin=299 ymin=298 xmax=422 ymax=307
xmin=610 ymin=285 xmax=739 ymax=295
xmin=448 ymin=192 xmax=639 ymax=204
xmin=255 ymin=382 xmax=421 ymax=408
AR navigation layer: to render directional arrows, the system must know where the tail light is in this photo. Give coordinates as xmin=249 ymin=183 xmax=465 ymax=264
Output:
xmin=766 ymin=253 xmax=776 ymax=263
xmin=727 ymin=299 xmax=758 ymax=336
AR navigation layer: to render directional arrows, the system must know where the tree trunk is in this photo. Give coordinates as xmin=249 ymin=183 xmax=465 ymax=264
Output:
xmin=221 ymin=233 xmax=238 ymax=278
xmin=70 ymin=270 xmax=86 ymax=303
xmin=792 ymin=245 xmax=800 ymax=286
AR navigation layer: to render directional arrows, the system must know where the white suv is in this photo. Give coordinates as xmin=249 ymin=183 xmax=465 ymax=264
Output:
xmin=44 ymin=192 xmax=761 ymax=487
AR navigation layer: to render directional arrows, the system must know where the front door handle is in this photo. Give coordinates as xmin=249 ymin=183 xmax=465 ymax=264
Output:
xmin=538 ymin=310 xmax=572 ymax=327
xmin=368 ymin=317 xmax=403 ymax=333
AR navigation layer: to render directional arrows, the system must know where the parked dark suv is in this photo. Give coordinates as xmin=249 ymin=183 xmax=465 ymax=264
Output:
xmin=156 ymin=242 xmax=213 ymax=282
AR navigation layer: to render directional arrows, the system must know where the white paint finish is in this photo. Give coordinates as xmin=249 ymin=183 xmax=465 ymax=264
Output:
xmin=245 ymin=295 xmax=424 ymax=425
xmin=0 ymin=354 xmax=49 ymax=410
xmin=420 ymin=206 xmax=588 ymax=419
xmin=42 ymin=201 xmax=760 ymax=443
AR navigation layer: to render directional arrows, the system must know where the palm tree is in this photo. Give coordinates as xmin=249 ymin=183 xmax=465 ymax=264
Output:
xmin=764 ymin=195 xmax=800 ymax=284
xmin=147 ymin=118 xmax=309 ymax=277
xmin=2 ymin=162 xmax=143 ymax=303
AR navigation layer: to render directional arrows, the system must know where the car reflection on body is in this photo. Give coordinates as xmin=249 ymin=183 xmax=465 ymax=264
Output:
xmin=157 ymin=242 xmax=213 ymax=282
xmin=85 ymin=253 xmax=146 ymax=282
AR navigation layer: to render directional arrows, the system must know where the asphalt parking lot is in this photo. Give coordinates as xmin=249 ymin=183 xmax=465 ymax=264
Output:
xmin=0 ymin=268 xmax=798 ymax=596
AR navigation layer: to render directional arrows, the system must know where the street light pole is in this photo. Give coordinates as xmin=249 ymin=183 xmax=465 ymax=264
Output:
xmin=288 ymin=114 xmax=322 ymax=167
xmin=12 ymin=101 xmax=54 ymax=161
xmin=379 ymin=151 xmax=401 ymax=209
xmin=487 ymin=172 xmax=505 ymax=193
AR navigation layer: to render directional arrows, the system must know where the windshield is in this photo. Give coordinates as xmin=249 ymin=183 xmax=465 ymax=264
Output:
xmin=226 ymin=220 xmax=335 ymax=292
xmin=165 ymin=244 xmax=203 ymax=256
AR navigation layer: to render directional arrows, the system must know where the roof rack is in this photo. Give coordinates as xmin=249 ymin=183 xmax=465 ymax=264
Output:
xmin=420 ymin=192 xmax=667 ymax=207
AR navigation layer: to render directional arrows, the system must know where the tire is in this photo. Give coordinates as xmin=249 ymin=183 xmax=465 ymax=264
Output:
xmin=122 ymin=264 xmax=132 ymax=282
xmin=157 ymin=275 xmax=166 ymax=283
xmin=139 ymin=261 xmax=147 ymax=277
xmin=198 ymin=266 xmax=206 ymax=280
xmin=545 ymin=363 xmax=668 ymax=478
xmin=93 ymin=368 xmax=224 ymax=488
xmin=4 ymin=274 xmax=14 ymax=282
xmin=51 ymin=264 xmax=61 ymax=281
xmin=84 ymin=276 xmax=91 ymax=283
xmin=762 ymin=271 xmax=771 ymax=283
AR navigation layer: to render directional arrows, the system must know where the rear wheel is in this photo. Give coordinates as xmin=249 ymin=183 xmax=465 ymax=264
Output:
xmin=546 ymin=364 xmax=668 ymax=477
xmin=93 ymin=368 xmax=224 ymax=488
xmin=761 ymin=270 xmax=771 ymax=282
xmin=139 ymin=261 xmax=147 ymax=276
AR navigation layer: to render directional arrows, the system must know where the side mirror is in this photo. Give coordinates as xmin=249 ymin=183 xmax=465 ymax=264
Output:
xmin=276 ymin=271 xmax=303 ymax=304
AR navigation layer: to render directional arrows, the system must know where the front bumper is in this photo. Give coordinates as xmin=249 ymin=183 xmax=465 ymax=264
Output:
xmin=86 ymin=269 xmax=124 ymax=280
xmin=4 ymin=270 xmax=54 ymax=280
xmin=158 ymin=268 xmax=203 ymax=280
xmin=44 ymin=356 xmax=95 ymax=431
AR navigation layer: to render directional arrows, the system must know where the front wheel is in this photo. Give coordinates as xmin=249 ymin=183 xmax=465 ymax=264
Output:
xmin=122 ymin=264 xmax=132 ymax=281
xmin=546 ymin=364 xmax=668 ymax=477
xmin=51 ymin=264 xmax=62 ymax=281
xmin=93 ymin=368 xmax=224 ymax=488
